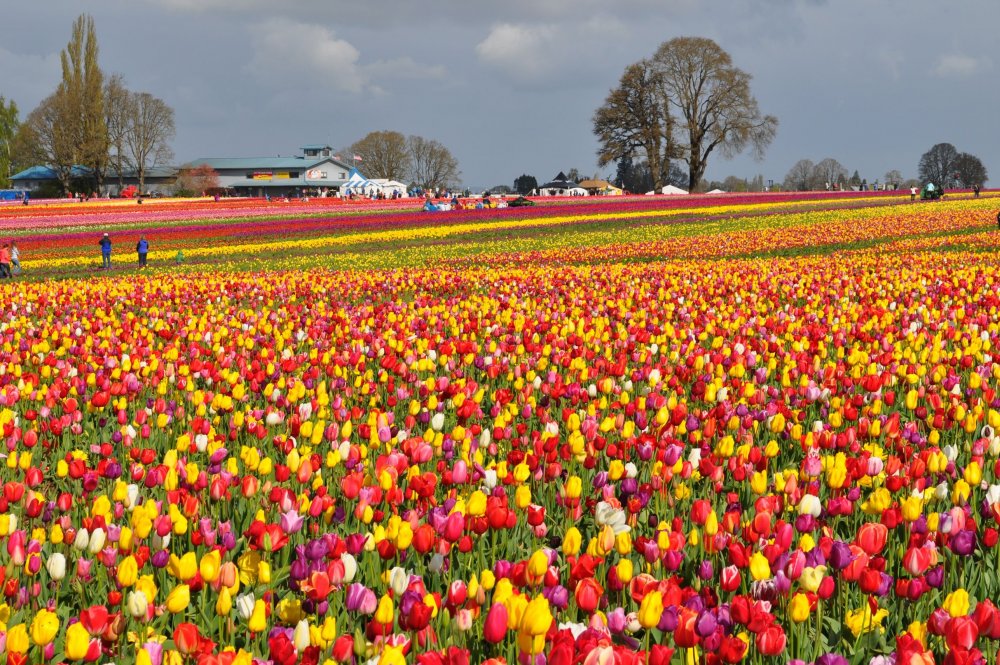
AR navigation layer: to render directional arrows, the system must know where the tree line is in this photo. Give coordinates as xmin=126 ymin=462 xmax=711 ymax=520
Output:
xmin=0 ymin=14 xmax=174 ymax=195
xmin=780 ymin=144 xmax=988 ymax=192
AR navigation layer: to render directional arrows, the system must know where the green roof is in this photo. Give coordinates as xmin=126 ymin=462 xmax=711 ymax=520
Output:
xmin=184 ymin=156 xmax=350 ymax=171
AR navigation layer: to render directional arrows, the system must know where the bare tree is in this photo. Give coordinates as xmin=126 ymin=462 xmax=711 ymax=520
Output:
xmin=407 ymin=135 xmax=460 ymax=190
xmin=918 ymin=143 xmax=959 ymax=188
xmin=952 ymin=153 xmax=988 ymax=188
xmin=593 ymin=60 xmax=677 ymax=190
xmin=783 ymin=159 xmax=816 ymax=191
xmin=105 ymin=74 xmax=132 ymax=193
xmin=20 ymin=94 xmax=78 ymax=192
xmin=651 ymin=37 xmax=777 ymax=191
xmin=812 ymin=158 xmax=848 ymax=189
xmin=883 ymin=169 xmax=904 ymax=188
xmin=349 ymin=130 xmax=410 ymax=180
xmin=123 ymin=91 xmax=175 ymax=193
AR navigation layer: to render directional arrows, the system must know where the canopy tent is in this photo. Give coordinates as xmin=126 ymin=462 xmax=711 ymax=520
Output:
xmin=661 ymin=185 xmax=688 ymax=195
xmin=369 ymin=179 xmax=408 ymax=197
xmin=340 ymin=168 xmax=379 ymax=195
xmin=706 ymin=188 xmax=726 ymax=194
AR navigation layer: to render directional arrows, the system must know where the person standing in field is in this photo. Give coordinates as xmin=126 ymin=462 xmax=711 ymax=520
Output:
xmin=0 ymin=244 xmax=10 ymax=278
xmin=136 ymin=236 xmax=149 ymax=268
xmin=99 ymin=233 xmax=112 ymax=269
xmin=10 ymin=242 xmax=20 ymax=275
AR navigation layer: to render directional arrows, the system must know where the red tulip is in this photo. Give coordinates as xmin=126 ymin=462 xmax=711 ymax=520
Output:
xmin=483 ymin=603 xmax=508 ymax=644
xmin=856 ymin=523 xmax=888 ymax=556
xmin=79 ymin=606 xmax=109 ymax=637
xmin=755 ymin=624 xmax=786 ymax=656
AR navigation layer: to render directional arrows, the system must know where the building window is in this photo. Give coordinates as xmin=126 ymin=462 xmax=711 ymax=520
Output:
xmin=246 ymin=172 xmax=254 ymax=179
xmin=289 ymin=172 xmax=299 ymax=179
xmin=340 ymin=172 xmax=346 ymax=179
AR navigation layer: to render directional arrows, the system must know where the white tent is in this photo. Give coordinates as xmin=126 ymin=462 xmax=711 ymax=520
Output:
xmin=370 ymin=179 xmax=408 ymax=197
xmin=340 ymin=168 xmax=379 ymax=196
xmin=707 ymin=188 xmax=726 ymax=194
xmin=661 ymin=185 xmax=688 ymax=195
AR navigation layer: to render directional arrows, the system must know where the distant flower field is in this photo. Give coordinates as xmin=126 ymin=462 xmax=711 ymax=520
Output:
xmin=0 ymin=191 xmax=998 ymax=665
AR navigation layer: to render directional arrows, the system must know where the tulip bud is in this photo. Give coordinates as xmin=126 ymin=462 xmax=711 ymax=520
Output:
xmin=45 ymin=553 xmax=67 ymax=581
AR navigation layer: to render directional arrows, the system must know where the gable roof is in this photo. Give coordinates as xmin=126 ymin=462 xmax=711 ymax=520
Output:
xmin=540 ymin=171 xmax=578 ymax=189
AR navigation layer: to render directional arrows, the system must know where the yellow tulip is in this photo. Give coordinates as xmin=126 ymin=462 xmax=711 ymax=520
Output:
xmin=165 ymin=584 xmax=191 ymax=614
xmin=248 ymin=599 xmax=268 ymax=632
xmin=518 ymin=595 xmax=553 ymax=636
xmin=65 ymin=621 xmax=92 ymax=660
xmin=637 ymin=591 xmax=664 ymax=629
xmin=789 ymin=593 xmax=810 ymax=623
xmin=30 ymin=609 xmax=60 ymax=646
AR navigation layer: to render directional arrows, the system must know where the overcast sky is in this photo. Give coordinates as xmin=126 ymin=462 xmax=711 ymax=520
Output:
xmin=1 ymin=0 xmax=996 ymax=189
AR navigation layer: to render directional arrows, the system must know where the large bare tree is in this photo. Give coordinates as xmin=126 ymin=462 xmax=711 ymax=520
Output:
xmin=105 ymin=74 xmax=132 ymax=193
xmin=651 ymin=37 xmax=777 ymax=191
xmin=20 ymin=94 xmax=78 ymax=192
xmin=593 ymin=60 xmax=677 ymax=190
xmin=783 ymin=159 xmax=816 ymax=191
xmin=407 ymin=135 xmax=460 ymax=190
xmin=813 ymin=158 xmax=848 ymax=189
xmin=349 ymin=130 xmax=410 ymax=180
xmin=123 ymin=91 xmax=175 ymax=193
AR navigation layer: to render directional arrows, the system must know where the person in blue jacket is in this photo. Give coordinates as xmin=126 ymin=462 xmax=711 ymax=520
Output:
xmin=136 ymin=235 xmax=149 ymax=268
xmin=99 ymin=233 xmax=112 ymax=269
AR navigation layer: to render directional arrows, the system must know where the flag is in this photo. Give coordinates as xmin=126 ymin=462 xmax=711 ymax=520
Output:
xmin=333 ymin=154 xmax=341 ymax=161
xmin=353 ymin=154 xmax=363 ymax=162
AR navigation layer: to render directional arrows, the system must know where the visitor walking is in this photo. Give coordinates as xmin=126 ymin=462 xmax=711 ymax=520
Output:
xmin=910 ymin=186 xmax=917 ymax=202
xmin=10 ymin=242 xmax=20 ymax=275
xmin=974 ymin=184 xmax=980 ymax=198
xmin=99 ymin=233 xmax=112 ymax=269
xmin=136 ymin=236 xmax=149 ymax=268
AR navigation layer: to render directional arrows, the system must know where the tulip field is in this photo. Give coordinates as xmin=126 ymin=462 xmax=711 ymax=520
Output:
xmin=3 ymin=191 xmax=1000 ymax=665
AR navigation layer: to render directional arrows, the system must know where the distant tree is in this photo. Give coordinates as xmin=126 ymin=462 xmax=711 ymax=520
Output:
xmin=883 ymin=169 xmax=904 ymax=188
xmin=848 ymin=170 xmax=862 ymax=189
xmin=722 ymin=175 xmax=748 ymax=192
xmin=350 ymin=131 xmax=410 ymax=181
xmin=651 ymin=37 xmax=777 ymax=191
xmin=783 ymin=159 xmax=816 ymax=191
xmin=812 ymin=158 xmax=848 ymax=189
xmin=407 ymin=135 xmax=460 ymax=191
xmin=513 ymin=174 xmax=537 ymax=195
xmin=623 ymin=160 xmax=655 ymax=193
xmin=105 ymin=73 xmax=131 ymax=193
xmin=749 ymin=174 xmax=765 ymax=192
xmin=0 ymin=97 xmax=18 ymax=187
xmin=488 ymin=185 xmax=514 ymax=195
xmin=666 ymin=162 xmax=688 ymax=188
xmin=918 ymin=143 xmax=959 ymax=188
xmin=122 ymin=91 xmax=174 ymax=193
xmin=593 ymin=60 xmax=676 ymax=190
xmin=175 ymin=164 xmax=219 ymax=196
xmin=952 ymin=153 xmax=988 ymax=188
xmin=20 ymin=94 xmax=78 ymax=192
xmin=60 ymin=14 xmax=108 ymax=191
xmin=565 ymin=168 xmax=583 ymax=183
